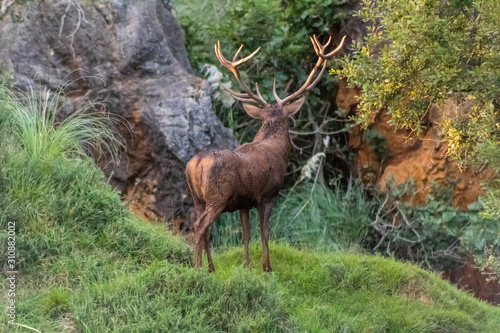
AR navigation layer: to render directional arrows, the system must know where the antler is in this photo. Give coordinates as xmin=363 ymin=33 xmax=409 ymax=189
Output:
xmin=215 ymin=41 xmax=268 ymax=107
xmin=273 ymin=35 xmax=347 ymax=106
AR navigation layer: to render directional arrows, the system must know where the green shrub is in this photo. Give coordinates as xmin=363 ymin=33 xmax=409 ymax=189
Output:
xmin=370 ymin=180 xmax=500 ymax=270
xmin=335 ymin=0 xmax=500 ymax=219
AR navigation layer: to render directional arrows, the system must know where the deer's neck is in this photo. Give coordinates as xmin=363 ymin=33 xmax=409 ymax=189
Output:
xmin=253 ymin=119 xmax=291 ymax=160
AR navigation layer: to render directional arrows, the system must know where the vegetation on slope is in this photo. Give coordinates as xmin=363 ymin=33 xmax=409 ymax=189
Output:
xmin=335 ymin=0 xmax=500 ymax=218
xmin=215 ymin=243 xmax=500 ymax=333
xmin=1 ymin=84 xmax=499 ymax=332
xmin=335 ymin=0 xmax=500 ymax=272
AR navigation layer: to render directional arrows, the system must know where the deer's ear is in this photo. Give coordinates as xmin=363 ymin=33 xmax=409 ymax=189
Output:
xmin=242 ymin=103 xmax=264 ymax=119
xmin=284 ymin=96 xmax=306 ymax=117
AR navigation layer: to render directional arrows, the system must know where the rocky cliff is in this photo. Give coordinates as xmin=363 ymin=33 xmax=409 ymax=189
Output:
xmin=0 ymin=0 xmax=237 ymax=226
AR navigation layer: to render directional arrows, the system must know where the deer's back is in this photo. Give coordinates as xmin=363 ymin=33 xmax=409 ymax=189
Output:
xmin=185 ymin=143 xmax=287 ymax=211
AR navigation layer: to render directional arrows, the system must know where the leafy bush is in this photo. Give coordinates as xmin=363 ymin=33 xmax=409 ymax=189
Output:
xmin=370 ymin=180 xmax=500 ymax=271
xmin=335 ymin=0 xmax=500 ymax=218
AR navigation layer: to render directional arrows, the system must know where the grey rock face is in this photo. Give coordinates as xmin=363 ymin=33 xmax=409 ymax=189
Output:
xmin=0 ymin=0 xmax=237 ymax=225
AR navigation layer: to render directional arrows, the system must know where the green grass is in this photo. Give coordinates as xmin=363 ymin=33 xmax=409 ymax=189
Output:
xmin=1 ymin=84 xmax=499 ymax=332
xmin=5 ymin=82 xmax=120 ymax=160
xmin=5 ymin=241 xmax=500 ymax=332
xmin=213 ymin=243 xmax=500 ymax=333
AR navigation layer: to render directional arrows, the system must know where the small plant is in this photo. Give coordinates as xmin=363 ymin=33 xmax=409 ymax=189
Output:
xmin=364 ymin=128 xmax=390 ymax=161
xmin=476 ymin=247 xmax=500 ymax=282
xmin=3 ymin=83 xmax=120 ymax=160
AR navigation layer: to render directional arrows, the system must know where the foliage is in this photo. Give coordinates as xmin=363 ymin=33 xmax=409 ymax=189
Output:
xmin=370 ymin=180 xmax=500 ymax=271
xmin=173 ymin=0 xmax=353 ymax=181
xmin=1 ymin=82 xmax=499 ymax=332
xmin=476 ymin=247 xmax=500 ymax=282
xmin=335 ymin=0 xmax=500 ymax=217
xmin=364 ymin=128 xmax=390 ymax=161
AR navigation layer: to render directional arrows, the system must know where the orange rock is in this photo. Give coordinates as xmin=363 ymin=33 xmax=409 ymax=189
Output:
xmin=337 ymin=79 xmax=492 ymax=210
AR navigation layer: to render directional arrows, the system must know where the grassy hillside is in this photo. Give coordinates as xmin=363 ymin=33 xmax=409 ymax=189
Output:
xmin=1 ymin=86 xmax=499 ymax=332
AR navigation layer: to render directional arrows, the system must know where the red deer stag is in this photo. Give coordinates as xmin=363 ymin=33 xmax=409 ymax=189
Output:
xmin=186 ymin=35 xmax=346 ymax=272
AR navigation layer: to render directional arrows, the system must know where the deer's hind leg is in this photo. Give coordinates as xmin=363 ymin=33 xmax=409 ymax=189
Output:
xmin=193 ymin=204 xmax=225 ymax=272
xmin=204 ymin=230 xmax=215 ymax=273
xmin=196 ymin=201 xmax=215 ymax=272
xmin=193 ymin=210 xmax=209 ymax=269
xmin=240 ymin=209 xmax=251 ymax=267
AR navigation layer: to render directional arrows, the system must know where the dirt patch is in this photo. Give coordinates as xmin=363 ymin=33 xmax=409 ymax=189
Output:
xmin=401 ymin=285 xmax=433 ymax=304
xmin=442 ymin=257 xmax=500 ymax=306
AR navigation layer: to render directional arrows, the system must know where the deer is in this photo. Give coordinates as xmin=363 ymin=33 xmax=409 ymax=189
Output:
xmin=185 ymin=34 xmax=346 ymax=273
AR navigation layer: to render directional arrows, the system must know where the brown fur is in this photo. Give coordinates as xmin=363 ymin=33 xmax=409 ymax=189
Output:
xmin=186 ymin=101 xmax=304 ymax=272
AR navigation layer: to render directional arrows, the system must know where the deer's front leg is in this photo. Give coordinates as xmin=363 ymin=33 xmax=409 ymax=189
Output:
xmin=258 ymin=201 xmax=273 ymax=272
xmin=240 ymin=209 xmax=251 ymax=267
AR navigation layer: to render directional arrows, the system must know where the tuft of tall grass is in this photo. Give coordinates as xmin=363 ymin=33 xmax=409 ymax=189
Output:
xmin=3 ymin=83 xmax=120 ymax=160
xmin=274 ymin=178 xmax=373 ymax=252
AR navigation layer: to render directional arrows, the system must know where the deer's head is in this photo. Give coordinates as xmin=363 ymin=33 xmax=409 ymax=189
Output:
xmin=215 ymin=35 xmax=346 ymax=123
